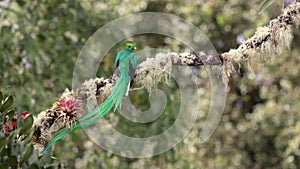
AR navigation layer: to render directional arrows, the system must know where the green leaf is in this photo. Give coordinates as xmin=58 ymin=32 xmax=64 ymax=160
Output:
xmin=8 ymin=155 xmax=18 ymax=169
xmin=20 ymin=115 xmax=34 ymax=134
xmin=0 ymin=136 xmax=5 ymax=145
xmin=0 ymin=146 xmax=6 ymax=157
xmin=7 ymin=130 xmax=16 ymax=142
xmin=0 ymin=164 xmax=5 ymax=169
xmin=28 ymin=163 xmax=39 ymax=169
xmin=0 ymin=149 xmax=8 ymax=159
xmin=0 ymin=137 xmax=7 ymax=157
xmin=0 ymin=95 xmax=14 ymax=112
xmin=0 ymin=92 xmax=3 ymax=103
xmin=21 ymin=144 xmax=34 ymax=163
xmin=3 ymin=110 xmax=15 ymax=121
xmin=16 ymin=0 xmax=26 ymax=7
xmin=259 ymin=0 xmax=276 ymax=14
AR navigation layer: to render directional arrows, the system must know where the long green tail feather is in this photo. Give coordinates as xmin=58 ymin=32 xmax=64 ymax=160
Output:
xmin=39 ymin=73 xmax=129 ymax=155
xmin=40 ymin=98 xmax=114 ymax=155
xmin=40 ymin=102 xmax=113 ymax=155
xmin=78 ymin=76 xmax=126 ymax=121
xmin=40 ymin=46 xmax=137 ymax=155
xmin=114 ymin=75 xmax=129 ymax=112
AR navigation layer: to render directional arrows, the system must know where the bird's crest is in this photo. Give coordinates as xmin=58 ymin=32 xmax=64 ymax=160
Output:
xmin=123 ymin=41 xmax=137 ymax=51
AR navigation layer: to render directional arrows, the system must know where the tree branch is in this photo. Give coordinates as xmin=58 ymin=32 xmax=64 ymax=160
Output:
xmin=31 ymin=2 xmax=300 ymax=146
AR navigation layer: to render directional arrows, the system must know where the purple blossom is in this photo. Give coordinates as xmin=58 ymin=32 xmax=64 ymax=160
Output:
xmin=236 ymin=34 xmax=245 ymax=45
xmin=22 ymin=58 xmax=32 ymax=69
xmin=283 ymin=0 xmax=295 ymax=8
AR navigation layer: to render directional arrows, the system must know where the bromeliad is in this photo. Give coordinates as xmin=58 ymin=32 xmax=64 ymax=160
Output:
xmin=39 ymin=41 xmax=138 ymax=155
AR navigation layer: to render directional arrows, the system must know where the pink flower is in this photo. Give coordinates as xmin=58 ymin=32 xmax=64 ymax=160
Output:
xmin=54 ymin=96 xmax=82 ymax=129
xmin=56 ymin=96 xmax=81 ymax=113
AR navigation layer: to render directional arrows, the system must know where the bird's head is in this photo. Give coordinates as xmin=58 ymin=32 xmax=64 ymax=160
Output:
xmin=123 ymin=41 xmax=137 ymax=51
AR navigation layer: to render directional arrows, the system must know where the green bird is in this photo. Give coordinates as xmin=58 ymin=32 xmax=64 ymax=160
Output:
xmin=39 ymin=41 xmax=138 ymax=155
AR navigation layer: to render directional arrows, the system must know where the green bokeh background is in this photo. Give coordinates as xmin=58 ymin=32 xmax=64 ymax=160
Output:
xmin=1 ymin=0 xmax=300 ymax=168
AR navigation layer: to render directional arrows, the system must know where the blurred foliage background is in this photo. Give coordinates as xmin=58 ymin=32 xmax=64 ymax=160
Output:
xmin=1 ymin=0 xmax=300 ymax=168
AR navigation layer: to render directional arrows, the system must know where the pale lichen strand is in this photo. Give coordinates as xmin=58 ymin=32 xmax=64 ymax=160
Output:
xmin=222 ymin=2 xmax=300 ymax=84
xmin=75 ymin=77 xmax=116 ymax=108
xmin=178 ymin=52 xmax=195 ymax=65
xmin=80 ymin=79 xmax=98 ymax=112
xmin=95 ymin=77 xmax=115 ymax=103
xmin=135 ymin=51 xmax=217 ymax=91
xmin=135 ymin=53 xmax=173 ymax=92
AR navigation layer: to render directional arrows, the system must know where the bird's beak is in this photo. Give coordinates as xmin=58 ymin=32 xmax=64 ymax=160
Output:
xmin=133 ymin=47 xmax=137 ymax=51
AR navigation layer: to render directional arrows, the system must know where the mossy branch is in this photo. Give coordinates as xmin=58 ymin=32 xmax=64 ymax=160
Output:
xmin=31 ymin=2 xmax=300 ymax=146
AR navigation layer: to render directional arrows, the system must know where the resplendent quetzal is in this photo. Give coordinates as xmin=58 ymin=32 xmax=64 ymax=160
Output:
xmin=39 ymin=41 xmax=138 ymax=155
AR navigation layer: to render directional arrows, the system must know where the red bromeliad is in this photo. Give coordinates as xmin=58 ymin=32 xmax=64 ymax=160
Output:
xmin=2 ymin=111 xmax=29 ymax=137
